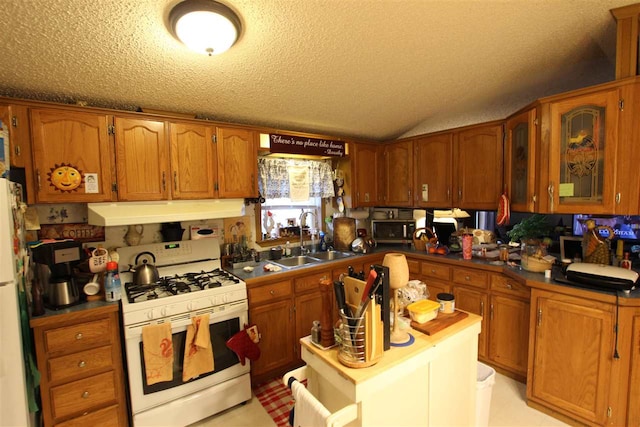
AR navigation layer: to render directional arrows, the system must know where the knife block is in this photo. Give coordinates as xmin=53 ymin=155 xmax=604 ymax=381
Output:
xmin=337 ymin=301 xmax=383 ymax=368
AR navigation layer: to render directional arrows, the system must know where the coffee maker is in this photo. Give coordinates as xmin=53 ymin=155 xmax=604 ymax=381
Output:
xmin=31 ymin=240 xmax=84 ymax=309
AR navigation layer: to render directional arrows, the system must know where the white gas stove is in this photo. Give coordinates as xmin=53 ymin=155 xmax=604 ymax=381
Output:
xmin=117 ymin=239 xmax=247 ymax=326
xmin=115 ymin=238 xmax=251 ymax=426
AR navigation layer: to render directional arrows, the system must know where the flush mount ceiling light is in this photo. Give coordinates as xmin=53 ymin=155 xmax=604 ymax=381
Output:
xmin=169 ymin=0 xmax=241 ymax=56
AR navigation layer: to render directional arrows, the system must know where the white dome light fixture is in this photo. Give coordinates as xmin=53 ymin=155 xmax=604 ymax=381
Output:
xmin=169 ymin=0 xmax=241 ymax=56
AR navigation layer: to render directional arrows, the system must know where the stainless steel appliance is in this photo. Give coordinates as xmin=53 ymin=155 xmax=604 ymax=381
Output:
xmin=371 ymin=219 xmax=416 ymax=244
xmin=31 ymin=240 xmax=83 ymax=308
xmin=117 ymin=239 xmax=250 ymax=427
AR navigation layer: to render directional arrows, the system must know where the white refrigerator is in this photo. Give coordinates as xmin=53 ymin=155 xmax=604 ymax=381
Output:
xmin=0 ymin=177 xmax=33 ymax=427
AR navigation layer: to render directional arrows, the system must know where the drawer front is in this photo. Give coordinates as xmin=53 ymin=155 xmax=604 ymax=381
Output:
xmin=452 ymin=267 xmax=488 ymax=289
xmin=48 ymin=345 xmax=114 ymax=383
xmin=248 ymin=280 xmax=292 ymax=305
xmin=54 ymin=404 xmax=120 ymax=427
xmin=407 ymin=258 xmax=421 ymax=275
xmin=420 ymin=261 xmax=451 ymax=281
xmin=51 ymin=371 xmax=117 ymax=420
xmin=295 ymin=272 xmax=330 ymax=293
xmin=490 ymin=274 xmax=530 ymax=298
xmin=44 ymin=319 xmax=111 ymax=354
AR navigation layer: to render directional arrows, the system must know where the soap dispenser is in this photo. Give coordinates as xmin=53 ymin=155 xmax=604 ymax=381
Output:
xmin=319 ymin=231 xmax=327 ymax=251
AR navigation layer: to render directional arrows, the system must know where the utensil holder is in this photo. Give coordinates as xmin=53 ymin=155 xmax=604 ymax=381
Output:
xmin=337 ymin=302 xmax=383 ymax=368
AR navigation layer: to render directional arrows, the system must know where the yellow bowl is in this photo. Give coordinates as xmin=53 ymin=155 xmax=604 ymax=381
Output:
xmin=407 ymin=299 xmax=440 ymax=324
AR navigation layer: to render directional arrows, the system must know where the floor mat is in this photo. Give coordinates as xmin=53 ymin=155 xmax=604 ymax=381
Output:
xmin=254 ymin=377 xmax=302 ymax=427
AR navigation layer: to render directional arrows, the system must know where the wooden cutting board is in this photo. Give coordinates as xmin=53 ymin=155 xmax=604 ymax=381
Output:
xmin=343 ymin=276 xmax=366 ymax=308
xmin=410 ymin=310 xmax=468 ymax=336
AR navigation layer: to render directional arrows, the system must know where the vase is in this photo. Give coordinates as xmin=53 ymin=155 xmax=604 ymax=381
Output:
xmin=124 ymin=225 xmax=144 ymax=246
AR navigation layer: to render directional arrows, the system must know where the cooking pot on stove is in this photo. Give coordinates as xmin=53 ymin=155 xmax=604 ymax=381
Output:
xmin=132 ymin=251 xmax=160 ymax=285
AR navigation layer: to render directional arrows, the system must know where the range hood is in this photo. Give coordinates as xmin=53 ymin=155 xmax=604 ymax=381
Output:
xmin=87 ymin=199 xmax=245 ymax=226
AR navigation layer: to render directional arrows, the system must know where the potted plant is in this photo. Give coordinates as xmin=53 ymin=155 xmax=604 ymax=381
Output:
xmin=507 ymin=214 xmax=554 ymax=272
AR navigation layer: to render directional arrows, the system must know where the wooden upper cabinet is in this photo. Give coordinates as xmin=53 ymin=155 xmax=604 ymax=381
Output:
xmin=413 ymin=133 xmax=453 ymax=208
xmin=352 ymin=142 xmax=381 ymax=207
xmin=505 ymin=108 xmax=537 ymax=212
xmin=383 ymin=140 xmax=413 ymax=206
xmin=114 ymin=117 xmax=168 ymax=201
xmin=30 ymin=108 xmax=115 ymax=203
xmin=540 ymin=88 xmax=619 ymax=214
xmin=453 ymin=123 xmax=503 ymax=210
xmin=615 ymin=82 xmax=640 ymax=214
xmin=170 ymin=122 xmax=218 ymax=199
xmin=0 ymin=103 xmax=32 ymax=169
xmin=216 ymin=126 xmax=258 ymax=198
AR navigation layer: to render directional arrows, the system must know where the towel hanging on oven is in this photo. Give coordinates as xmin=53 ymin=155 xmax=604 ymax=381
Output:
xmin=183 ymin=314 xmax=214 ymax=381
xmin=141 ymin=322 xmax=174 ymax=385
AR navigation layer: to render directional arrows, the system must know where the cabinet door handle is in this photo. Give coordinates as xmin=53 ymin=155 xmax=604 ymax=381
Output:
xmin=14 ymin=145 xmax=21 ymax=156
xmin=75 ymin=333 xmax=83 ymax=340
xmin=548 ymin=182 xmax=554 ymax=212
xmin=616 ymin=193 xmax=621 ymax=204
xmin=81 ymin=391 xmax=89 ymax=399
xmin=173 ymin=171 xmax=178 ymax=191
xmin=490 ymin=303 xmax=494 ymax=320
xmin=78 ymin=360 xmax=86 ymax=368
xmin=537 ymin=308 xmax=542 ymax=326
xmin=447 ymin=188 xmax=450 ymax=200
xmin=458 ymin=188 xmax=462 ymax=201
xmin=480 ymin=301 xmax=484 ymax=317
xmin=36 ymin=169 xmax=41 ymax=190
xmin=162 ymin=172 xmax=166 ymax=191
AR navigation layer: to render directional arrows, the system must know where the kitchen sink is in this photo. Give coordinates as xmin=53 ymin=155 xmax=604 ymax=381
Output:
xmin=310 ymin=250 xmax=353 ymax=261
xmin=271 ymin=255 xmax=322 ymax=268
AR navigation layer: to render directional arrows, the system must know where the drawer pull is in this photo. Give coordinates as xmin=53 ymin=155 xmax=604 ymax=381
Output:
xmin=465 ymin=276 xmax=471 ymax=281
xmin=431 ymin=269 xmax=436 ymax=274
xmin=81 ymin=391 xmax=90 ymax=399
xmin=75 ymin=333 xmax=83 ymax=340
xmin=78 ymin=360 xmax=86 ymax=368
xmin=506 ymin=284 xmax=512 ymax=290
xmin=270 ymin=290 xmax=275 ymax=296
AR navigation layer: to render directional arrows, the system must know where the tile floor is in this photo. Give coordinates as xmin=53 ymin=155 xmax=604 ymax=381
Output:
xmin=191 ymin=372 xmax=569 ymax=427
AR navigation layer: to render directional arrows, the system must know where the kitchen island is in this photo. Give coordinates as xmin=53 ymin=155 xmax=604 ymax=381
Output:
xmin=297 ymin=312 xmax=482 ymax=427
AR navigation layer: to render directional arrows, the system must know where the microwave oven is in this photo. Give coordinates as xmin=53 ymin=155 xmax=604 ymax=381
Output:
xmin=371 ymin=219 xmax=416 ymax=243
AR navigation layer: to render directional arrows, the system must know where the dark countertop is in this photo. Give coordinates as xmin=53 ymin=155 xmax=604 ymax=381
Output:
xmin=29 ymin=299 xmax=120 ymax=327
xmin=226 ymin=244 xmax=640 ymax=303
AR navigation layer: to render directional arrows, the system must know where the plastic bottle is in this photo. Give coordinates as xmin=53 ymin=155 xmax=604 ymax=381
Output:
xmin=319 ymin=231 xmax=327 ymax=251
xmin=104 ymin=261 xmax=122 ymax=302
xmin=620 ymin=252 xmax=632 ymax=270
xmin=285 ymin=241 xmax=291 ymax=257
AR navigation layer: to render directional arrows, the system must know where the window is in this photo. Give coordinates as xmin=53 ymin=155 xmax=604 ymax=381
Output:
xmin=256 ymin=157 xmax=334 ymax=245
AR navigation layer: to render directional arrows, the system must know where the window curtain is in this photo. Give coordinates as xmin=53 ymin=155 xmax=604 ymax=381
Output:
xmin=258 ymin=158 xmax=335 ymax=199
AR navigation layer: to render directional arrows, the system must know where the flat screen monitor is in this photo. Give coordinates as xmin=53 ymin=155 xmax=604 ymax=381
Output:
xmin=573 ymin=214 xmax=640 ymax=241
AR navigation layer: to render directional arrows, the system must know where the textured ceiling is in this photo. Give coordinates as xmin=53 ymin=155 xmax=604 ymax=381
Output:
xmin=0 ymin=0 xmax=635 ymax=141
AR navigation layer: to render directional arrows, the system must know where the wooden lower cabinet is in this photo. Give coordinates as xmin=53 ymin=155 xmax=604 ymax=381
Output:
xmin=453 ymin=285 xmax=488 ymax=359
xmin=249 ymin=298 xmax=295 ymax=380
xmin=30 ymin=305 xmax=127 ymax=427
xmin=488 ymin=294 xmax=529 ymax=377
xmin=527 ymin=289 xmax=614 ymax=426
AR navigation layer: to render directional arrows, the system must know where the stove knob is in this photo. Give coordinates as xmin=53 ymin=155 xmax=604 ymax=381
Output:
xmin=146 ymin=310 xmax=154 ymax=320
xmin=222 ymin=294 xmax=229 ymax=303
xmin=160 ymin=307 xmax=167 ymax=317
xmin=187 ymin=302 xmax=193 ymax=311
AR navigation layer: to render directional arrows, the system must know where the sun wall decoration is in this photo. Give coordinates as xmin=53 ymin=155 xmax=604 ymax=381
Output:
xmin=48 ymin=163 xmax=84 ymax=192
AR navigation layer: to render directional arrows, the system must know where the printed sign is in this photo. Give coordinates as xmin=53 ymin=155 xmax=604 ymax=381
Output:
xmin=38 ymin=223 xmax=105 ymax=242
xmin=269 ymin=134 xmax=345 ymax=157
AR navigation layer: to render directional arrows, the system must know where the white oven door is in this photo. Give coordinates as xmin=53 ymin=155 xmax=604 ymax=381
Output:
xmin=124 ymin=300 xmax=250 ymax=414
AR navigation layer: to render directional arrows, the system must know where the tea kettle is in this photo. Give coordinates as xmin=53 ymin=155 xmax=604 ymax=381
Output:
xmin=132 ymin=251 xmax=159 ymax=285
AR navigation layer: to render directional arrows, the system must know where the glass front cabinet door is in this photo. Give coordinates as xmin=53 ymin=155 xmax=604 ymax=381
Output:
xmin=505 ymin=108 xmax=537 ymax=212
xmin=543 ymin=89 xmax=619 ymax=214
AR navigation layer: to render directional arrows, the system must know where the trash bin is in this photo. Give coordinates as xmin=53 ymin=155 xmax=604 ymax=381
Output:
xmin=476 ymin=362 xmax=496 ymax=427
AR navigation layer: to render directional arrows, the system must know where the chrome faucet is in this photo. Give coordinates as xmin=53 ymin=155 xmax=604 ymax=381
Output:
xmin=299 ymin=211 xmax=317 ymax=255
